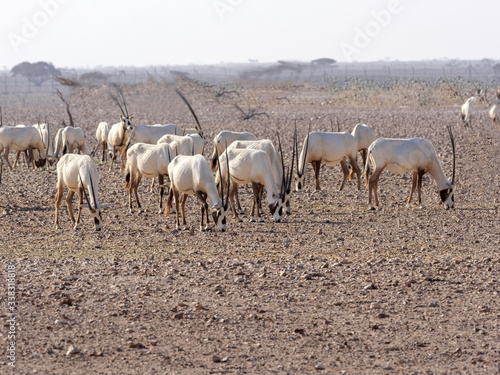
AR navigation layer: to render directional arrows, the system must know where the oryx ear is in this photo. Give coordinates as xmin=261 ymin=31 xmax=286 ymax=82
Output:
xmin=129 ymin=115 xmax=134 ymax=121
xmin=272 ymin=192 xmax=277 ymax=199
xmin=99 ymin=204 xmax=109 ymax=211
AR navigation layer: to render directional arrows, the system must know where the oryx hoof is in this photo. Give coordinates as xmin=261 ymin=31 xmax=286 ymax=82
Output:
xmin=129 ymin=209 xmax=134 ymax=214
xmin=183 ymin=226 xmax=190 ymax=231
xmin=73 ymin=225 xmax=78 ymax=231
xmin=170 ymin=209 xmax=176 ymax=214
xmin=238 ymin=209 xmax=245 ymax=215
xmin=175 ymin=225 xmax=181 ymax=231
xmin=368 ymin=205 xmax=376 ymax=211
xmin=419 ymin=205 xmax=425 ymax=210
xmin=257 ymin=217 xmax=265 ymax=223
xmin=249 ymin=217 xmax=256 ymax=223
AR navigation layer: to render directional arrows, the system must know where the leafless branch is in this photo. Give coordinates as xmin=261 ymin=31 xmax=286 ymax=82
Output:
xmin=233 ymin=104 xmax=269 ymax=120
xmin=55 ymin=89 xmax=74 ymax=127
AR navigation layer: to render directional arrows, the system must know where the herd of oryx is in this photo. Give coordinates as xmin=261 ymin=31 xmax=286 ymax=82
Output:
xmin=8 ymin=85 xmax=497 ymax=234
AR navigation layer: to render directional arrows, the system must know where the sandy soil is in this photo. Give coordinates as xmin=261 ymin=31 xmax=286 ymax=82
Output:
xmin=1 ymin=81 xmax=499 ymax=374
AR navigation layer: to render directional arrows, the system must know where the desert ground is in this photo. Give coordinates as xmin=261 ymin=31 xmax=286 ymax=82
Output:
xmin=1 ymin=77 xmax=499 ymax=374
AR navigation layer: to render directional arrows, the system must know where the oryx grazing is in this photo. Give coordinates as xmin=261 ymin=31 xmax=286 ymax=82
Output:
xmin=227 ymin=135 xmax=295 ymax=215
xmin=12 ymin=123 xmax=53 ymax=169
xmin=489 ymin=104 xmax=499 ymax=125
xmin=95 ymin=122 xmax=111 ymax=162
xmin=54 ymin=154 xmax=108 ymax=231
xmin=460 ymin=96 xmax=477 ymax=127
xmin=216 ymin=147 xmax=286 ymax=223
xmin=210 ymin=131 xmax=258 ymax=170
xmin=364 ymin=125 xmax=456 ymax=210
xmin=52 ymin=126 xmax=87 ymax=157
xmin=165 ymin=153 xmax=231 ymax=232
xmin=108 ymin=90 xmax=133 ymax=170
xmin=157 ymin=133 xmax=204 ymax=156
xmin=0 ymin=125 xmax=47 ymax=170
xmin=295 ymin=131 xmax=361 ymax=192
xmin=124 ymin=142 xmax=174 ymax=214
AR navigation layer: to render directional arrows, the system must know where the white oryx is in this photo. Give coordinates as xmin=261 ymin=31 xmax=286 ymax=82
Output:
xmin=95 ymin=121 xmax=111 ymax=162
xmin=0 ymin=125 xmax=47 ymax=170
xmin=108 ymin=91 xmax=134 ymax=171
xmin=210 ymin=131 xmax=258 ymax=170
xmin=460 ymin=96 xmax=477 ymax=127
xmin=52 ymin=126 xmax=87 ymax=158
xmin=295 ymin=131 xmax=361 ymax=192
xmin=54 ymin=154 xmax=108 ymax=231
xmin=124 ymin=142 xmax=174 ymax=214
xmin=351 ymin=123 xmax=376 ymax=167
xmin=364 ymin=125 xmax=456 ymax=210
xmin=216 ymin=148 xmax=286 ymax=223
xmin=157 ymin=133 xmax=204 ymax=155
xmin=134 ymin=124 xmax=184 ymax=144
xmin=12 ymin=123 xmax=53 ymax=169
xmin=488 ymin=104 xmax=499 ymax=125
xmin=227 ymin=136 xmax=295 ymax=215
xmin=165 ymin=153 xmax=231 ymax=232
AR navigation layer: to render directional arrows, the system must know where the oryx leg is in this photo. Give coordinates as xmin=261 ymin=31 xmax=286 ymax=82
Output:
xmin=250 ymin=182 xmax=263 ymax=222
xmin=195 ymin=191 xmax=209 ymax=231
xmin=417 ymin=169 xmax=425 ymax=208
xmin=13 ymin=151 xmax=22 ymax=169
xmin=312 ymin=161 xmax=322 ymax=191
xmin=234 ymin=185 xmax=244 ymax=214
xmin=368 ymin=168 xmax=383 ymax=210
xmin=66 ymin=190 xmax=76 ymax=226
xmin=340 ymin=159 xmax=349 ymax=191
xmin=119 ymin=146 xmax=127 ymax=170
xmin=75 ymin=187 xmax=84 ymax=227
xmin=407 ymin=171 xmax=418 ymax=207
xmin=164 ymin=188 xmax=174 ymax=216
xmin=132 ymin=175 xmax=143 ymax=213
xmin=101 ymin=142 xmax=106 ymax=162
xmin=348 ymin=155 xmax=361 ymax=190
xmin=109 ymin=146 xmax=117 ymax=171
xmin=180 ymin=193 xmax=189 ymax=230
xmin=158 ymin=175 xmax=164 ymax=214
xmin=54 ymin=182 xmax=65 ymax=229
xmin=229 ymin=182 xmax=241 ymax=221
xmin=173 ymin=188 xmax=182 ymax=230
xmin=2 ymin=146 xmax=13 ymax=171
xmin=150 ymin=178 xmax=155 ymax=193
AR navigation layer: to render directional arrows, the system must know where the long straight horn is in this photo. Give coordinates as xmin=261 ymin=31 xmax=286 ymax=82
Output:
xmin=88 ymin=171 xmax=98 ymax=210
xmin=300 ymin=124 xmax=311 ymax=175
xmin=216 ymin=148 xmax=223 ymax=203
xmin=447 ymin=124 xmax=456 ymax=185
xmin=109 ymin=94 xmax=126 ymax=117
xmin=118 ymin=91 xmax=129 ymax=117
xmin=287 ymin=126 xmax=297 ymax=191
xmin=78 ymin=173 xmax=91 ymax=209
xmin=276 ymin=132 xmax=286 ymax=196
xmin=225 ymin=141 xmax=230 ymax=206
xmin=175 ymin=89 xmax=202 ymax=133
xmin=0 ymin=105 xmax=3 ymax=126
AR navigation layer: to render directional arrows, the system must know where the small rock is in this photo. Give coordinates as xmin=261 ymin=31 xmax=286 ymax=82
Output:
xmin=66 ymin=345 xmax=79 ymax=356
xmin=377 ymin=312 xmax=390 ymax=319
xmin=370 ymin=302 xmax=381 ymax=310
xmin=212 ymin=355 xmax=221 ymax=363
xmin=173 ymin=312 xmax=184 ymax=319
xmin=314 ymin=364 xmax=325 ymax=370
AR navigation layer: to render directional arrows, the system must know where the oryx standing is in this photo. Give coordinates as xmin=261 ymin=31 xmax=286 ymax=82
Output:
xmin=54 ymin=154 xmax=108 ymax=231
xmin=108 ymin=90 xmax=133 ymax=171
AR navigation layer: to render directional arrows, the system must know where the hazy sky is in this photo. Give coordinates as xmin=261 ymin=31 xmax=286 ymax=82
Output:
xmin=1 ymin=0 xmax=496 ymax=70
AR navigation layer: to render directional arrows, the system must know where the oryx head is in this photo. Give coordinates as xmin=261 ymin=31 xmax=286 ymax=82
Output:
xmin=110 ymin=89 xmax=133 ymax=132
xmin=212 ymin=145 xmax=232 ymax=231
xmin=295 ymin=123 xmax=310 ymax=192
xmin=440 ymin=124 xmax=456 ymax=210
xmin=79 ymin=172 xmax=108 ymax=231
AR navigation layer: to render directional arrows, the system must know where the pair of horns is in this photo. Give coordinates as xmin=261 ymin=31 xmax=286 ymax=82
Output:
xmin=216 ymin=141 xmax=230 ymax=207
xmin=276 ymin=128 xmax=295 ymax=197
xmin=110 ymin=86 xmax=129 ymax=118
